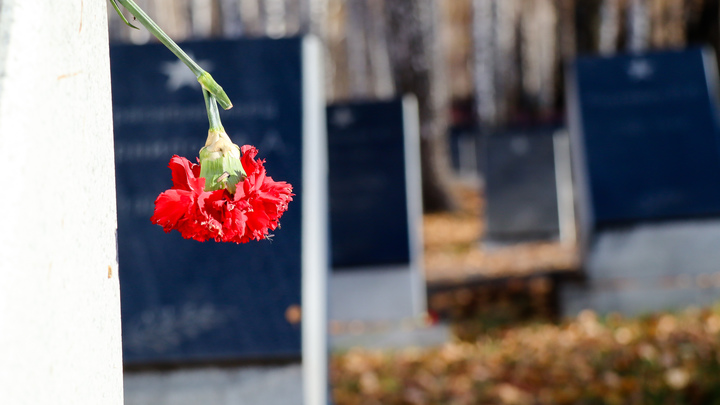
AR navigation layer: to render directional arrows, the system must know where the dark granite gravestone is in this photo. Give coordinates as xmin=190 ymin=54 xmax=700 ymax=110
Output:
xmin=325 ymin=97 xmax=426 ymax=324
xmin=111 ymin=37 xmax=327 ymax=375
xmin=568 ymin=46 xmax=720 ymax=232
xmin=483 ymin=126 xmax=566 ymax=243
xmin=328 ymin=99 xmax=410 ymax=269
xmin=561 ymin=47 xmax=720 ymax=316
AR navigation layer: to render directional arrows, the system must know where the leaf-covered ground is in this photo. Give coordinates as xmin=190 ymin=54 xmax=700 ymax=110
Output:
xmin=423 ymin=185 xmax=578 ymax=286
xmin=333 ymin=185 xmax=720 ymax=404
xmin=332 ymin=305 xmax=720 ymax=405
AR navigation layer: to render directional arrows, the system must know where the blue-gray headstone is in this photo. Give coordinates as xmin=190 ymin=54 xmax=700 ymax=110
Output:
xmin=569 ymin=47 xmax=720 ymax=227
xmin=327 ymin=100 xmax=411 ymax=269
xmin=111 ymin=38 xmax=306 ymax=366
xmin=325 ymin=97 xmax=427 ymax=326
xmin=483 ymin=126 xmax=561 ymax=242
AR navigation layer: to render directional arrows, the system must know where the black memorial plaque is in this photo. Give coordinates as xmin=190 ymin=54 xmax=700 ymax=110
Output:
xmin=569 ymin=47 xmax=720 ymax=227
xmin=484 ymin=127 xmax=561 ymax=242
xmin=112 ymin=38 xmax=306 ymax=365
xmin=327 ymin=100 xmax=411 ymax=269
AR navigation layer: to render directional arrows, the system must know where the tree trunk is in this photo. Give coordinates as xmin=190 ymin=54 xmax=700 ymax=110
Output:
xmin=385 ymin=0 xmax=457 ymax=212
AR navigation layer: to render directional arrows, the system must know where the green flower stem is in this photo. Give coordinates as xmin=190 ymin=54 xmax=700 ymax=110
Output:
xmin=203 ymin=90 xmax=224 ymax=131
xmin=115 ymin=0 xmax=233 ymax=110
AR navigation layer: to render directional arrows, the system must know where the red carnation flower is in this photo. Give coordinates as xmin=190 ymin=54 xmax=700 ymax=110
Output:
xmin=150 ymin=145 xmax=293 ymax=243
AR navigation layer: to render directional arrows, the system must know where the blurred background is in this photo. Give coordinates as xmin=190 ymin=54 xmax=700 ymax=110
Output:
xmin=111 ymin=1 xmax=720 ymax=404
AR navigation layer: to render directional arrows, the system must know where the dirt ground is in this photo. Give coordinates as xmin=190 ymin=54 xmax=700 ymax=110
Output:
xmin=422 ymin=184 xmax=580 ymax=287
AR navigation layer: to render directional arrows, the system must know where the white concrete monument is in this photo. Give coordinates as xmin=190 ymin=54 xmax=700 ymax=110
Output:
xmin=0 ymin=1 xmax=123 ymax=403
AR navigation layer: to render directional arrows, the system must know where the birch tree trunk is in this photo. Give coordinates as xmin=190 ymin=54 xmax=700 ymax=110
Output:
xmin=520 ymin=0 xmax=557 ymax=115
xmin=473 ymin=0 xmax=498 ymax=126
xmin=346 ymin=0 xmax=371 ymax=98
xmin=627 ymin=0 xmax=650 ymax=52
xmin=598 ymin=0 xmax=620 ymax=54
xmin=367 ymin=0 xmax=395 ymax=99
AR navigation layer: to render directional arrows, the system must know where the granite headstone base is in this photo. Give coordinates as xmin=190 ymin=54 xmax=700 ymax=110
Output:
xmin=329 ymin=265 xmax=424 ymax=323
xmin=560 ymin=219 xmax=720 ymax=317
xmin=124 ymin=365 xmax=302 ymax=405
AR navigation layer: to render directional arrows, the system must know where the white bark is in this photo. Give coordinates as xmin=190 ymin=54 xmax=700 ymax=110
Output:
xmin=599 ymin=0 xmax=620 ymax=54
xmin=627 ymin=0 xmax=650 ymax=52
xmin=473 ymin=0 xmax=497 ymax=124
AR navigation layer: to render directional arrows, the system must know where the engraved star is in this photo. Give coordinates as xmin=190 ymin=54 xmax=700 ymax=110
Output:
xmin=160 ymin=54 xmax=214 ymax=92
xmin=331 ymin=108 xmax=354 ymax=128
xmin=627 ymin=59 xmax=654 ymax=81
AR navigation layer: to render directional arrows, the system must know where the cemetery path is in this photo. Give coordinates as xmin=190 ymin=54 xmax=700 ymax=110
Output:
xmin=423 ymin=184 xmax=579 ymax=288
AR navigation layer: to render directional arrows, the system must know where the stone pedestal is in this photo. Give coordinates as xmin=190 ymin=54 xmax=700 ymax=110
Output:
xmin=561 ymin=220 xmax=720 ymax=316
xmin=125 ymin=366 xmax=302 ymax=405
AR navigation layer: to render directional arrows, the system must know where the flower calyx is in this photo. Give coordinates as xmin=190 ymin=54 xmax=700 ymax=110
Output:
xmin=198 ymin=128 xmax=246 ymax=194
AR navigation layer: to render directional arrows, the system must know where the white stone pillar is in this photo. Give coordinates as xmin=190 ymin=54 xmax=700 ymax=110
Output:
xmin=0 ymin=1 xmax=123 ymax=404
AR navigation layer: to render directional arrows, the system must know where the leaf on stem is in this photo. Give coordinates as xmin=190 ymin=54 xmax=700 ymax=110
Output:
xmin=109 ymin=0 xmax=139 ymax=30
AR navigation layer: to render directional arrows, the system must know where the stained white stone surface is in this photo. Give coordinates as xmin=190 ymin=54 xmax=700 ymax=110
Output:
xmin=0 ymin=1 xmax=123 ymax=404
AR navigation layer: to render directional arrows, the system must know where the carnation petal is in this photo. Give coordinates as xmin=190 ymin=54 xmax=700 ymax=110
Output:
xmin=151 ymin=189 xmax=194 ymax=232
